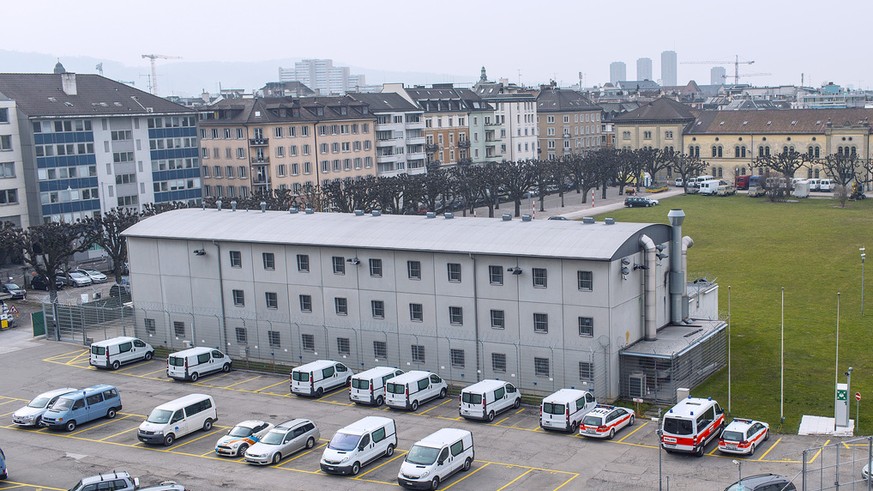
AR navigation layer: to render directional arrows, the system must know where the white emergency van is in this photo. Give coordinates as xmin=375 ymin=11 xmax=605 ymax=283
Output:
xmin=659 ymin=396 xmax=725 ymax=456
xmin=138 ymin=394 xmax=217 ymax=446
xmin=385 ymin=371 xmax=447 ymax=411
xmin=166 ymin=347 xmax=231 ymax=382
xmin=350 ymin=366 xmax=404 ymax=406
xmin=290 ymin=359 xmax=353 ymax=397
xmin=397 ymin=428 xmax=474 ymax=490
xmin=458 ymin=379 xmax=521 ymax=422
xmin=320 ymin=416 xmax=397 ymax=476
xmin=90 ymin=336 xmax=155 ymax=370
xmin=540 ymin=388 xmax=597 ymax=432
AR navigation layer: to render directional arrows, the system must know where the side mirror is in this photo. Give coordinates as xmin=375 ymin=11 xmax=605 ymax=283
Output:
xmin=358 ymin=445 xmax=366 ymax=452
xmin=437 ymin=459 xmax=445 ymax=466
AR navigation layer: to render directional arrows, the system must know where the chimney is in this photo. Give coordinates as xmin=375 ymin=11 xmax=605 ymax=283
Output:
xmin=61 ymin=73 xmax=78 ymax=96
xmin=667 ymin=209 xmax=686 ymax=324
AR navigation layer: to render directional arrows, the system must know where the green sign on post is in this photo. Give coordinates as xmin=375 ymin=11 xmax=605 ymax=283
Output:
xmin=837 ymin=389 xmax=848 ymax=401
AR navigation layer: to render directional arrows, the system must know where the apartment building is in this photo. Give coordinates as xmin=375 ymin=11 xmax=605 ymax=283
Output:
xmin=0 ymin=66 xmax=200 ymax=225
xmin=198 ymin=96 xmax=377 ymax=199
xmin=347 ymin=92 xmax=426 ymax=176
xmin=473 ymin=71 xmax=538 ymax=162
xmin=536 ymin=85 xmax=603 ymax=159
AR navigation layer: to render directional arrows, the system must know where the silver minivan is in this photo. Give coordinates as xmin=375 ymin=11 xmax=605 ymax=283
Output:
xmin=245 ymin=419 xmax=320 ymax=465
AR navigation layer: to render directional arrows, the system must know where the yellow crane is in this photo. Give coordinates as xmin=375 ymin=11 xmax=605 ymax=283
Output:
xmin=681 ymin=55 xmax=755 ymax=85
xmin=141 ymin=54 xmax=182 ymax=95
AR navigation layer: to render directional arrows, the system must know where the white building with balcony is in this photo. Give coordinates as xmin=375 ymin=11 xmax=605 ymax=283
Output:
xmin=348 ymin=93 xmax=426 ymax=176
xmin=473 ymin=69 xmax=538 ymax=162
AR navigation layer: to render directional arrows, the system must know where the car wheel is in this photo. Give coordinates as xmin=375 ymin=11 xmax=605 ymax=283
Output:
xmin=144 ymin=351 xmax=154 ymax=361
xmin=272 ymin=453 xmax=282 ymax=465
xmin=306 ymin=436 xmax=315 ymax=449
xmin=164 ymin=433 xmax=175 ymax=446
xmin=375 ymin=395 xmax=384 ymax=407
xmin=351 ymin=462 xmax=361 ymax=475
xmin=386 ymin=444 xmax=395 ymax=457
xmin=487 ymin=411 xmax=495 ymax=422
xmin=764 ymin=430 xmax=770 ymax=441
xmin=315 ymin=387 xmax=324 ymax=398
xmin=107 ymin=408 xmax=117 ymax=419
xmin=111 ymin=360 xmax=121 ymax=370
xmin=607 ymin=428 xmax=615 ymax=440
xmin=463 ymin=457 xmax=472 ymax=471
xmin=629 ymin=414 xmax=635 ymax=426
xmin=694 ymin=445 xmax=704 ymax=457
xmin=430 ymin=476 xmax=440 ymax=490
xmin=411 ymin=400 xmax=419 ymax=411
xmin=203 ymin=418 xmax=213 ymax=431
xmin=749 ymin=443 xmax=756 ymax=456
xmin=346 ymin=376 xmax=352 ymax=386
xmin=438 ymin=388 xmax=447 ymax=399
xmin=222 ymin=363 xmax=231 ymax=373
xmin=237 ymin=443 xmax=249 ymax=457
xmin=570 ymin=421 xmax=579 ymax=433
xmin=65 ymin=420 xmax=77 ymax=432
xmin=513 ymin=398 xmax=521 ymax=409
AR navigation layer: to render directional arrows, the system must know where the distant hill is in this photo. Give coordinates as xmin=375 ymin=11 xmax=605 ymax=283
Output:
xmin=0 ymin=50 xmax=471 ymax=97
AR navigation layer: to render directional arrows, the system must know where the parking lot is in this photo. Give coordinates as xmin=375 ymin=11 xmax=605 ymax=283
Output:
xmin=0 ymin=341 xmax=839 ymax=490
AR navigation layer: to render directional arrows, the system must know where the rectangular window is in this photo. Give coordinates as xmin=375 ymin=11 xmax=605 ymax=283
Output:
xmin=490 ymin=309 xmax=505 ymax=329
xmin=533 ymin=313 xmax=549 ymax=333
xmin=268 ymin=330 xmax=281 ymax=347
xmin=407 ymin=260 xmax=421 ymax=280
xmin=450 ymin=349 xmax=465 ymax=368
xmin=299 ymin=294 xmax=312 ymax=313
xmin=411 ymin=345 xmax=425 ymax=364
xmin=262 ymin=252 xmax=275 ymax=270
xmin=409 ymin=303 xmax=423 ymax=322
xmin=296 ymin=254 xmax=309 ymax=272
xmin=578 ymin=317 xmax=594 ymax=337
xmin=373 ymin=340 xmax=387 ymax=359
xmin=447 ymin=263 xmax=461 ymax=282
xmin=335 ymin=297 xmax=348 ymax=316
xmin=492 ymin=353 xmax=507 ymax=372
xmin=0 ymin=135 xmax=12 ymax=151
xmin=488 ymin=265 xmax=503 ymax=285
xmin=371 ymin=300 xmax=385 ymax=319
xmin=577 ymin=271 xmax=593 ymax=291
xmin=337 ymin=337 xmax=350 ymax=355
xmin=173 ymin=321 xmax=185 ymax=337
xmin=369 ymin=258 xmax=382 ymax=277
xmin=302 ymin=333 xmax=315 ymax=352
xmin=332 ymin=256 xmax=345 ymax=275
xmin=579 ymin=361 xmax=594 ymax=381
xmin=449 ymin=306 xmax=463 ymax=325
xmin=235 ymin=327 xmax=247 ymax=344
xmin=144 ymin=318 xmax=156 ymax=334
xmin=534 ymin=357 xmax=550 ymax=377
xmin=232 ymin=289 xmax=245 ymax=307
xmin=265 ymin=292 xmax=278 ymax=309
xmin=532 ymin=268 xmax=547 ymax=288
xmin=229 ymin=250 xmax=242 ymax=268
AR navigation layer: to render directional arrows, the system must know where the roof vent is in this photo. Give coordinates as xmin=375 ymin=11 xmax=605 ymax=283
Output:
xmin=444 ymin=212 xmax=454 ymax=219
xmin=426 ymin=211 xmax=436 ymax=219
xmin=305 ymin=207 xmax=314 ymax=214
xmin=521 ymin=214 xmax=532 ymax=222
xmin=582 ymin=217 xmax=595 ymax=224
xmin=354 ymin=209 xmax=364 ymax=216
xmin=502 ymin=213 xmax=512 ymax=221
xmin=604 ymin=217 xmax=615 ymax=225
xmin=371 ymin=210 xmax=381 ymax=217
xmin=260 ymin=201 xmax=267 ymax=212
xmin=289 ymin=207 xmax=299 ymax=214
xmin=216 ymin=200 xmax=222 ymax=211
xmin=230 ymin=200 xmax=237 ymax=211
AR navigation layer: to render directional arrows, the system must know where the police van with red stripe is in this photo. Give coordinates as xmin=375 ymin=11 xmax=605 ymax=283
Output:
xmin=579 ymin=405 xmax=635 ymax=439
xmin=718 ymin=418 xmax=769 ymax=456
xmin=659 ymin=396 xmax=725 ymax=457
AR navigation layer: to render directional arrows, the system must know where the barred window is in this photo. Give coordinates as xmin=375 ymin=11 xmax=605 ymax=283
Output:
xmin=268 ymin=331 xmax=281 ymax=347
xmin=532 ymin=268 xmax=547 ymax=288
xmin=533 ymin=313 xmax=549 ymax=333
xmin=489 ymin=265 xmax=503 ymax=285
xmin=450 ymin=349 xmax=465 ymax=368
xmin=409 ymin=303 xmax=423 ymax=322
xmin=144 ymin=318 xmax=156 ymax=334
xmin=369 ymin=258 xmax=382 ymax=278
xmin=235 ymin=327 xmax=247 ymax=344
xmin=577 ymin=271 xmax=593 ymax=291
xmin=173 ymin=321 xmax=185 ymax=337
xmin=265 ymin=292 xmax=278 ymax=309
xmin=492 ymin=353 xmax=507 ymax=372
xmin=332 ymin=256 xmax=345 ymax=275
xmin=299 ymin=294 xmax=312 ymax=313
xmin=373 ymin=340 xmax=387 ymax=359
xmin=337 ymin=337 xmax=350 ymax=355
xmin=578 ymin=317 xmax=594 ymax=337
xmin=411 ymin=345 xmax=425 ymax=363
xmin=371 ymin=300 xmax=385 ymax=319
xmin=447 ymin=263 xmax=461 ymax=282
xmin=335 ymin=297 xmax=348 ymax=316
xmin=534 ymin=357 xmax=550 ymax=377
xmin=232 ymin=290 xmax=245 ymax=307
xmin=579 ymin=361 xmax=594 ymax=381
xmin=229 ymin=250 xmax=242 ymax=268
xmin=262 ymin=252 xmax=275 ymax=270
xmin=490 ymin=309 xmax=505 ymax=329
xmin=297 ymin=254 xmax=309 ymax=272
xmin=301 ymin=333 xmax=315 ymax=352
xmin=449 ymin=306 xmax=463 ymax=326
xmin=407 ymin=260 xmax=421 ymax=280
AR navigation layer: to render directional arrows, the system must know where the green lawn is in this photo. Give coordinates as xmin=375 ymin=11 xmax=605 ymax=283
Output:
xmin=599 ymin=195 xmax=873 ymax=433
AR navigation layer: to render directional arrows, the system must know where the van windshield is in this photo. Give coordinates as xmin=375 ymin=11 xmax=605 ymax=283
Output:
xmin=91 ymin=346 xmax=105 ymax=355
xmin=351 ymin=378 xmax=369 ymax=390
xmin=663 ymin=417 xmax=694 ymax=435
xmin=28 ymin=395 xmax=53 ymax=409
xmin=168 ymin=357 xmax=185 ymax=367
xmin=292 ymin=371 xmax=309 ymax=382
xmin=386 ymin=382 xmax=405 ymax=394
xmin=51 ymin=397 xmax=74 ymax=411
xmin=406 ymin=444 xmax=439 ymax=465
xmin=147 ymin=409 xmax=173 ymax=424
xmin=462 ymin=393 xmax=482 ymax=404
xmin=328 ymin=432 xmax=360 ymax=451
xmin=542 ymin=402 xmax=565 ymax=415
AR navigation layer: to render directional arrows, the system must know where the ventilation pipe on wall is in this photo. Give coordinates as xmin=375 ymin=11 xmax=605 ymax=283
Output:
xmin=667 ymin=209 xmax=685 ymax=324
xmin=681 ymin=236 xmax=694 ymax=321
xmin=639 ymin=235 xmax=658 ymax=341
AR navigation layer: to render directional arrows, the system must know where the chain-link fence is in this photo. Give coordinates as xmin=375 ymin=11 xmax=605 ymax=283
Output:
xmin=801 ymin=437 xmax=873 ymax=491
xmin=43 ymin=300 xmax=135 ymax=346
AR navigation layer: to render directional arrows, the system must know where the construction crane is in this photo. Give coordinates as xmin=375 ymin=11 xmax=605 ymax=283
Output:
xmin=681 ymin=55 xmax=755 ymax=85
xmin=722 ymin=72 xmax=772 ymax=84
xmin=141 ymin=54 xmax=181 ymax=95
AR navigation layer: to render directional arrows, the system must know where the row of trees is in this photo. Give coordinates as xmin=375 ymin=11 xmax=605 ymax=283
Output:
xmin=749 ymin=151 xmax=873 ymax=207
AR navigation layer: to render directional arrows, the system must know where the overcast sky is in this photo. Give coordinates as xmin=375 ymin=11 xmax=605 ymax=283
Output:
xmin=5 ymin=0 xmax=871 ymax=90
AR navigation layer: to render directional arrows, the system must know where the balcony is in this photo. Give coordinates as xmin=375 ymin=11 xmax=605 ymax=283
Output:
xmin=425 ymin=144 xmax=439 ymax=154
xmin=249 ymin=138 xmax=269 ymax=146
xmin=485 ymin=120 xmax=501 ymax=127
xmin=457 ymin=140 xmax=471 ymax=149
xmin=251 ymin=156 xmax=270 ymax=164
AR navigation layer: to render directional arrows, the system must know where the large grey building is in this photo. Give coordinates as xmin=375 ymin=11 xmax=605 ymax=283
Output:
xmin=123 ymin=208 xmax=724 ymax=402
xmin=278 ymin=59 xmax=365 ymax=96
xmin=609 ymin=62 xmax=627 ymax=85
xmin=661 ymin=51 xmax=678 ymax=86
xmin=637 ymin=58 xmax=653 ymax=81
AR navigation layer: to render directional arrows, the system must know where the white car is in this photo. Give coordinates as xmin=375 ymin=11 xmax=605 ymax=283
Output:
xmin=674 ymin=178 xmax=684 ymax=187
xmin=12 ymin=387 xmax=77 ymax=427
xmin=215 ymin=420 xmax=274 ymax=457
xmin=718 ymin=418 xmax=769 ymax=455
xmin=76 ymin=269 xmax=108 ymax=283
xmin=579 ymin=405 xmax=635 ymax=439
xmin=63 ymin=271 xmax=92 ymax=287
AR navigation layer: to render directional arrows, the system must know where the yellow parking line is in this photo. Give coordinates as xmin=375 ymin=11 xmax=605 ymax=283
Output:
xmin=254 ymin=379 xmax=288 ymax=393
xmin=67 ymin=350 xmax=91 ymax=365
xmin=140 ymin=367 xmax=170 ymax=377
xmin=442 ymin=461 xmax=490 ymax=490
xmin=0 ymin=399 xmax=23 ymax=407
xmin=613 ymin=440 xmax=659 ymax=450
xmin=221 ymin=375 xmax=262 ymax=389
xmin=43 ymin=349 xmax=84 ymax=361
xmin=279 ymin=441 xmax=327 ymax=466
xmin=495 ymin=468 xmax=533 ymax=491
xmin=806 ymin=439 xmax=830 ymax=464
xmin=167 ymin=427 xmax=225 ymax=450
xmin=617 ymin=421 xmax=648 ymax=443
xmin=418 ymin=398 xmax=454 ymax=416
xmin=0 ymin=481 xmax=65 ymax=490
xmin=478 ymin=461 xmax=577 ymax=476
xmin=755 ymin=437 xmax=782 ymax=461
xmin=355 ymin=450 xmax=407 ymax=479
xmin=69 ymin=414 xmax=135 ymax=436
xmin=99 ymin=423 xmax=142 ymax=442
xmin=553 ymin=473 xmax=580 ymax=491
xmin=514 ymin=408 xmax=524 ymax=415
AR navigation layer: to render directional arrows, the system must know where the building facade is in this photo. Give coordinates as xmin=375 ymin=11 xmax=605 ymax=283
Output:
xmin=473 ymin=73 xmax=538 ymax=162
xmin=609 ymin=62 xmax=627 ymax=85
xmin=278 ymin=59 xmax=365 ymax=96
xmin=661 ymin=51 xmax=678 ymax=87
xmin=348 ymin=92 xmax=427 ymax=176
xmin=0 ymin=69 xmax=200 ymax=225
xmin=535 ymin=85 xmax=603 ymax=159
xmin=0 ymin=98 xmax=27 ymax=227
xmin=637 ymin=58 xmax=653 ymax=81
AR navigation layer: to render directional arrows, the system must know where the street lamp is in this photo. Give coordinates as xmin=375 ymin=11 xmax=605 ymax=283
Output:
xmin=732 ymin=459 xmax=743 ymax=482
xmin=861 ymin=247 xmax=866 ymax=316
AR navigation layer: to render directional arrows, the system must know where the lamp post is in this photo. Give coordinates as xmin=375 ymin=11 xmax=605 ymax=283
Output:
xmin=861 ymin=247 xmax=866 ymax=316
xmin=732 ymin=459 xmax=743 ymax=482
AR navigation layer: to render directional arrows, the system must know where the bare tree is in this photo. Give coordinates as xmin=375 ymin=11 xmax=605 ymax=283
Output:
xmin=671 ymin=153 xmax=709 ymax=193
xmin=81 ymin=209 xmax=140 ymax=285
xmin=638 ymin=148 xmax=671 ymax=188
xmin=750 ymin=149 xmax=809 ymax=201
xmin=497 ymin=160 xmax=536 ymax=217
xmin=818 ymin=154 xmax=866 ymax=208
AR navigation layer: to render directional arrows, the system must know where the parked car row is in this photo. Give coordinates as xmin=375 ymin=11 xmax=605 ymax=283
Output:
xmin=625 ymin=196 xmax=660 ymax=207
xmin=25 ymin=268 xmax=109 ymax=291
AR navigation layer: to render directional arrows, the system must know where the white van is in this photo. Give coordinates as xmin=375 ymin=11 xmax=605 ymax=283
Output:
xmin=697 ymin=179 xmax=722 ymax=196
xmin=807 ymin=178 xmax=821 ymax=191
xmin=458 ymin=379 xmax=521 ymax=422
xmin=819 ymin=178 xmax=833 ymax=192
xmin=386 ymin=371 xmax=447 ymax=411
xmin=290 ymin=359 xmax=353 ymax=397
xmin=320 ymin=416 xmax=398 ymax=476
xmin=90 ymin=336 xmax=155 ymax=370
xmin=659 ymin=396 xmax=725 ymax=456
xmin=540 ymin=389 xmax=597 ymax=432
xmin=693 ymin=175 xmax=715 ymax=184
xmin=138 ymin=394 xmax=217 ymax=446
xmin=167 ymin=347 xmax=232 ymax=382
xmin=397 ymin=428 xmax=474 ymax=490
xmin=350 ymin=366 xmax=404 ymax=406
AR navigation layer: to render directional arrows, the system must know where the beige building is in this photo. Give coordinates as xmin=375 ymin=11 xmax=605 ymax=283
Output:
xmin=535 ymin=84 xmax=603 ymax=159
xmin=199 ymin=96 xmax=377 ymax=199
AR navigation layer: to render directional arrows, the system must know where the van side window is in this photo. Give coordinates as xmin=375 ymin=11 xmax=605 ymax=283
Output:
xmin=118 ymin=342 xmax=132 ymax=353
xmin=585 ymin=393 xmax=595 ymax=403
xmin=372 ymin=428 xmax=386 ymax=443
xmin=382 ymin=375 xmax=392 ymax=385
xmin=171 ymin=410 xmax=184 ymax=423
xmin=72 ymin=398 xmax=85 ymax=410
xmin=576 ymin=397 xmax=586 ymax=409
xmin=86 ymin=393 xmax=103 ymax=405
xmin=417 ymin=378 xmax=429 ymax=391
xmin=506 ymin=384 xmax=516 ymax=393
xmin=430 ymin=374 xmax=442 ymax=384
xmin=134 ymin=340 xmax=146 ymax=348
xmin=438 ymin=447 xmax=450 ymax=463
xmin=359 ymin=433 xmax=371 ymax=447
xmin=323 ymin=366 xmax=335 ymax=378
xmin=494 ymin=387 xmax=505 ymax=399
xmin=336 ymin=363 xmax=348 ymax=372
xmin=450 ymin=440 xmax=464 ymax=456
xmin=212 ymin=350 xmax=224 ymax=359
xmin=197 ymin=353 xmax=210 ymax=364
xmin=102 ymin=389 xmax=118 ymax=400
xmin=714 ymin=403 xmax=723 ymax=416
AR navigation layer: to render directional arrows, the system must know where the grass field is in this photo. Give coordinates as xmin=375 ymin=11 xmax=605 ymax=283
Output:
xmin=599 ymin=194 xmax=873 ymax=433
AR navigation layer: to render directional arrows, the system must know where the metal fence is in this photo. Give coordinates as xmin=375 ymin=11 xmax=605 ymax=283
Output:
xmin=43 ymin=300 xmax=135 ymax=346
xmin=801 ymin=437 xmax=873 ymax=491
